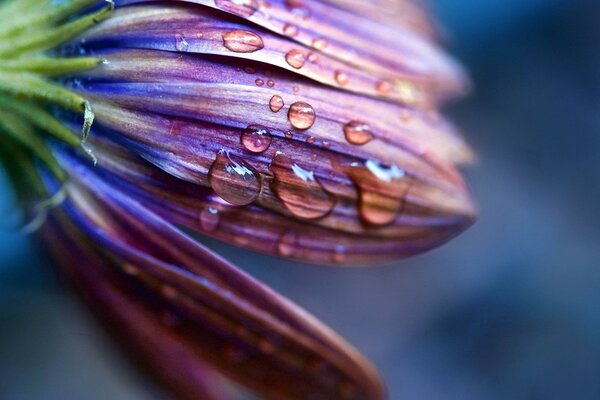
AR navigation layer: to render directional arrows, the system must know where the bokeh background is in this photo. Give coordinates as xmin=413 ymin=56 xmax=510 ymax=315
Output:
xmin=1 ymin=0 xmax=599 ymax=399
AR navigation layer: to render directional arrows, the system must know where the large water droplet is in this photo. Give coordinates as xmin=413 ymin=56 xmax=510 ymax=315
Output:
xmin=288 ymin=101 xmax=315 ymax=130
xmin=199 ymin=206 xmax=220 ymax=231
xmin=343 ymin=121 xmax=373 ymax=145
xmin=269 ymin=95 xmax=284 ymax=112
xmin=271 ymin=152 xmax=334 ymax=219
xmin=209 ymin=150 xmax=260 ymax=205
xmin=241 ymin=125 xmax=272 ymax=153
xmin=342 ymin=160 xmax=409 ymax=225
xmin=285 ymin=49 xmax=306 ymax=69
xmin=222 ymin=30 xmax=264 ymax=53
xmin=283 ymin=23 xmax=299 ymax=37
xmin=215 ymin=0 xmax=258 ymax=18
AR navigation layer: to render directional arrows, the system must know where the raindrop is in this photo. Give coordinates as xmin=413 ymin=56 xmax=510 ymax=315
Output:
xmin=288 ymin=101 xmax=315 ymax=130
xmin=312 ymin=38 xmax=327 ymax=50
xmin=241 ymin=125 xmax=272 ymax=153
xmin=306 ymin=136 xmax=315 ymax=144
xmin=222 ymin=30 xmax=264 ymax=53
xmin=376 ymin=80 xmax=393 ymax=94
xmin=283 ymin=23 xmax=299 ymax=37
xmin=285 ymin=49 xmax=306 ymax=69
xmin=270 ymin=152 xmax=334 ymax=219
xmin=334 ymin=71 xmax=349 ymax=85
xmin=215 ymin=0 xmax=258 ymax=18
xmin=343 ymin=121 xmax=373 ymax=145
xmin=269 ymin=95 xmax=284 ymax=112
xmin=255 ymin=78 xmax=265 ymax=86
xmin=199 ymin=206 xmax=220 ymax=231
xmin=175 ymin=33 xmax=189 ymax=51
xmin=267 ymin=79 xmax=275 ymax=87
xmin=209 ymin=150 xmax=260 ymax=205
xmin=341 ymin=160 xmax=409 ymax=225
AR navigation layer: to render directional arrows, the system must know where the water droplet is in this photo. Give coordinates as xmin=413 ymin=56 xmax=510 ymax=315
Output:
xmin=398 ymin=81 xmax=417 ymax=104
xmin=267 ymin=79 xmax=275 ymax=87
xmin=285 ymin=49 xmax=306 ymax=69
xmin=255 ymin=78 xmax=264 ymax=86
xmin=312 ymin=38 xmax=327 ymax=50
xmin=292 ymin=85 xmax=300 ymax=93
xmin=288 ymin=101 xmax=315 ymax=130
xmin=376 ymin=80 xmax=393 ymax=94
xmin=271 ymin=152 xmax=334 ymax=219
xmin=333 ymin=245 xmax=346 ymax=263
xmin=343 ymin=121 xmax=373 ymax=145
xmin=209 ymin=150 xmax=260 ymax=205
xmin=269 ymin=95 xmax=284 ymax=112
xmin=222 ymin=30 xmax=264 ymax=53
xmin=215 ymin=0 xmax=258 ymax=18
xmin=284 ymin=131 xmax=294 ymax=139
xmin=307 ymin=52 xmax=318 ymax=63
xmin=283 ymin=23 xmax=299 ymax=37
xmin=306 ymin=136 xmax=315 ymax=144
xmin=199 ymin=206 xmax=220 ymax=231
xmin=175 ymin=33 xmax=189 ymax=51
xmin=285 ymin=0 xmax=311 ymax=19
xmin=241 ymin=125 xmax=272 ymax=153
xmin=334 ymin=71 xmax=349 ymax=85
xmin=277 ymin=230 xmax=298 ymax=257
xmin=243 ymin=66 xmax=256 ymax=74
xmin=342 ymin=160 xmax=409 ymax=225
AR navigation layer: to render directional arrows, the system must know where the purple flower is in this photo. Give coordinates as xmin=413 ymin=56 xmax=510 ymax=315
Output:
xmin=0 ymin=0 xmax=476 ymax=399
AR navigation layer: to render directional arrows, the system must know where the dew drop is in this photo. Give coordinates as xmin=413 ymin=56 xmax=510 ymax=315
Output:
xmin=376 ymin=80 xmax=393 ymax=94
xmin=222 ymin=30 xmax=264 ymax=53
xmin=285 ymin=0 xmax=311 ymax=19
xmin=175 ymin=33 xmax=189 ymax=51
xmin=312 ymin=38 xmax=327 ymax=50
xmin=243 ymin=66 xmax=256 ymax=74
xmin=255 ymin=78 xmax=264 ymax=86
xmin=334 ymin=70 xmax=349 ymax=85
xmin=306 ymin=136 xmax=315 ymax=144
xmin=269 ymin=95 xmax=284 ymax=112
xmin=270 ymin=152 xmax=334 ymax=219
xmin=283 ymin=23 xmax=299 ymax=37
xmin=307 ymin=52 xmax=318 ymax=63
xmin=343 ymin=121 xmax=373 ymax=145
xmin=342 ymin=160 xmax=409 ymax=225
xmin=288 ymin=101 xmax=315 ymax=130
xmin=285 ymin=49 xmax=306 ymax=69
xmin=215 ymin=0 xmax=258 ymax=18
xmin=241 ymin=125 xmax=272 ymax=153
xmin=209 ymin=150 xmax=260 ymax=205
xmin=267 ymin=79 xmax=275 ymax=87
xmin=284 ymin=131 xmax=294 ymax=139
xmin=199 ymin=206 xmax=220 ymax=231
xmin=277 ymin=230 xmax=298 ymax=257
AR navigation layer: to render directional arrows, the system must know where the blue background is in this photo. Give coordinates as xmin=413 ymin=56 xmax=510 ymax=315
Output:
xmin=1 ymin=0 xmax=599 ymax=399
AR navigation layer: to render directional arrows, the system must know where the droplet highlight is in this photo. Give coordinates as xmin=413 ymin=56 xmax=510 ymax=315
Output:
xmin=285 ymin=49 xmax=306 ymax=69
xmin=269 ymin=95 xmax=284 ymax=112
xmin=199 ymin=206 xmax=220 ymax=231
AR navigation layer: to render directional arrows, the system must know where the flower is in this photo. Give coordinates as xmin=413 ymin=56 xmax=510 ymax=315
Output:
xmin=0 ymin=0 xmax=476 ymax=399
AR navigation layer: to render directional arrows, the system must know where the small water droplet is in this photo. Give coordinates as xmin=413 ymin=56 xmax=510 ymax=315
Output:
xmin=222 ymin=30 xmax=264 ymax=53
xmin=277 ymin=230 xmax=298 ymax=257
xmin=307 ymin=52 xmax=318 ymax=63
xmin=285 ymin=49 xmax=306 ymax=69
xmin=292 ymin=85 xmax=300 ymax=92
xmin=241 ymin=125 xmax=272 ymax=153
xmin=284 ymin=131 xmax=294 ymax=139
xmin=334 ymin=70 xmax=349 ymax=85
xmin=269 ymin=95 xmax=284 ymax=112
xmin=199 ymin=206 xmax=220 ymax=231
xmin=175 ymin=33 xmax=189 ymax=51
xmin=312 ymin=38 xmax=327 ymax=50
xmin=343 ymin=121 xmax=373 ymax=145
xmin=215 ymin=0 xmax=258 ymax=17
xmin=376 ymin=80 xmax=393 ymax=94
xmin=255 ymin=78 xmax=264 ymax=86
xmin=243 ymin=66 xmax=256 ymax=74
xmin=271 ymin=152 xmax=334 ymax=219
xmin=306 ymin=136 xmax=315 ymax=144
xmin=209 ymin=150 xmax=260 ymax=205
xmin=341 ymin=160 xmax=409 ymax=225
xmin=267 ymin=79 xmax=275 ymax=87
xmin=283 ymin=23 xmax=299 ymax=37
xmin=285 ymin=0 xmax=311 ymax=19
xmin=288 ymin=101 xmax=315 ymax=130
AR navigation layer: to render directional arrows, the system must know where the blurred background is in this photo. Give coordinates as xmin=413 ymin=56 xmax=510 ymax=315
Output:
xmin=1 ymin=0 xmax=599 ymax=399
